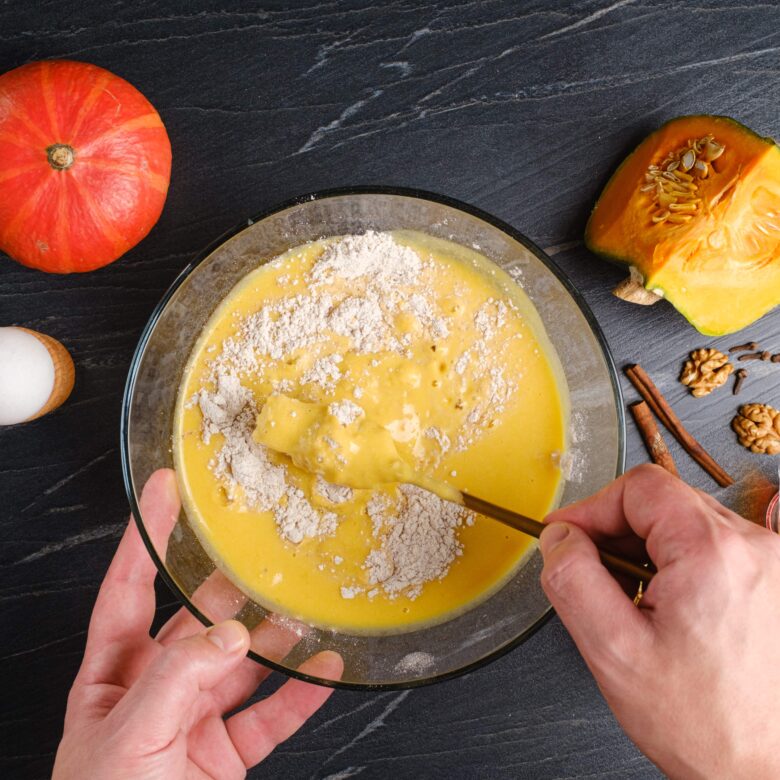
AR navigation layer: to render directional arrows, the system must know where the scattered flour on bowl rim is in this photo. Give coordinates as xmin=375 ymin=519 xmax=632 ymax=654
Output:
xmin=394 ymin=650 xmax=436 ymax=674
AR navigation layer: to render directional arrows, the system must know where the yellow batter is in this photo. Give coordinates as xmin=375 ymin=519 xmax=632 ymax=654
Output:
xmin=253 ymin=394 xmax=461 ymax=502
xmin=174 ymin=230 xmax=568 ymax=633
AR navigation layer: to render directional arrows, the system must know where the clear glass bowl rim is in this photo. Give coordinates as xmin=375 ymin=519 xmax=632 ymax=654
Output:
xmin=120 ymin=185 xmax=626 ymax=690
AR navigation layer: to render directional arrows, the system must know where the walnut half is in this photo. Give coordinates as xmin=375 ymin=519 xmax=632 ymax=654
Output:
xmin=680 ymin=348 xmax=733 ymax=397
xmin=732 ymin=403 xmax=780 ymax=455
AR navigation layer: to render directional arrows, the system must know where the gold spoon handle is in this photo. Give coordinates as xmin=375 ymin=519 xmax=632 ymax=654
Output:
xmin=461 ymin=493 xmax=655 ymax=584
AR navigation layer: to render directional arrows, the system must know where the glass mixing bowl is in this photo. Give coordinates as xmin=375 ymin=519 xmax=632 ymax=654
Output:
xmin=122 ymin=187 xmax=625 ymax=689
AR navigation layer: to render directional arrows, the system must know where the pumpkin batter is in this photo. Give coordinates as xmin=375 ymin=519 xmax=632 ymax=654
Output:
xmin=173 ymin=230 xmax=567 ymax=633
xmin=253 ymin=394 xmax=462 ymax=503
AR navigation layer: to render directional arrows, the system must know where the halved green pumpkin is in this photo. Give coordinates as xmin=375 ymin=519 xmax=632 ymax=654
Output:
xmin=585 ymin=115 xmax=780 ymax=335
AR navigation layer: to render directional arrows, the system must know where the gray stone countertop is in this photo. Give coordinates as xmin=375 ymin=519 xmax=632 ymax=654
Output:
xmin=1 ymin=1 xmax=779 ymax=777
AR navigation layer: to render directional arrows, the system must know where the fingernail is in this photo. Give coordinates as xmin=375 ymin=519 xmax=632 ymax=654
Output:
xmin=540 ymin=523 xmax=570 ymax=557
xmin=207 ymin=620 xmax=247 ymax=653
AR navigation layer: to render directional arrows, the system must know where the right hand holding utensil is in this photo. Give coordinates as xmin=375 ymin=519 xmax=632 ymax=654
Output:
xmin=540 ymin=463 xmax=780 ymax=779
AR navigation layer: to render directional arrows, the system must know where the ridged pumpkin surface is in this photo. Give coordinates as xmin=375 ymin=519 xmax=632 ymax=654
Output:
xmin=0 ymin=60 xmax=171 ymax=273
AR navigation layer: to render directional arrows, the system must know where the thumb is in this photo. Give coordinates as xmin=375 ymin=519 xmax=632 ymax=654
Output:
xmin=540 ymin=523 xmax=649 ymax=674
xmin=107 ymin=620 xmax=250 ymax=753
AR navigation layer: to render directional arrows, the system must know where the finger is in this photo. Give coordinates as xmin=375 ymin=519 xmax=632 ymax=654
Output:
xmin=692 ymin=485 xmax=748 ymax=528
xmin=154 ymin=599 xmax=265 ymax=728
xmin=226 ymin=650 xmax=343 ymax=768
xmin=81 ymin=469 xmax=180 ymax=680
xmin=156 ymin=569 xmax=246 ymax=646
xmin=545 ymin=463 xmax=665 ymax=538
xmin=106 ymin=620 xmax=250 ymax=754
xmin=540 ymin=522 xmax=651 ymax=675
xmin=156 ymin=565 xmax=313 ymax=725
xmin=545 ymin=517 xmax=648 ymax=564
xmin=216 ymin=616 xmax=315 ymax=715
xmin=154 ymin=605 xmax=203 ymax=646
xmin=185 ymin=714 xmax=247 ymax=780
xmin=198 ymin=616 xmax=315 ymax=721
xmin=548 ymin=464 xmax=717 ymax=569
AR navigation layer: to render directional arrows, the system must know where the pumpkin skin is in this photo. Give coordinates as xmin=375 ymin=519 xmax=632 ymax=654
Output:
xmin=585 ymin=115 xmax=780 ymax=335
xmin=0 ymin=60 xmax=171 ymax=273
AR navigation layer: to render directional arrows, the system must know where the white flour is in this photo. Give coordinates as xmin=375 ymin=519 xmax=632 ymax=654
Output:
xmin=195 ymin=372 xmax=337 ymax=544
xmin=363 ymin=484 xmax=473 ymax=600
xmin=454 ymin=299 xmax=518 ymax=451
xmin=328 ymin=399 xmax=364 ymax=425
xmin=395 ymin=651 xmax=435 ymax=674
xmin=315 ymin=474 xmax=352 ymax=504
xmin=309 ymin=230 xmax=422 ymax=288
xmin=300 ymin=354 xmax=342 ymax=391
xmin=406 ymin=293 xmax=450 ymax=339
xmin=424 ymin=425 xmax=451 ymax=457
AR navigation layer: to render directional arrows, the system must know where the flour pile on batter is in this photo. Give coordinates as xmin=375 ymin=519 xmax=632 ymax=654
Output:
xmin=192 ymin=231 xmax=519 ymax=600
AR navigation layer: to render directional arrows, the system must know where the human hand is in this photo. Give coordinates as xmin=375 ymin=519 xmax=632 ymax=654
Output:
xmin=53 ymin=469 xmax=343 ymax=780
xmin=540 ymin=464 xmax=780 ymax=780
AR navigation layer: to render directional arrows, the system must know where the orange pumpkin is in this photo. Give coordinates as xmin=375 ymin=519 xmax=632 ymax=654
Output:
xmin=586 ymin=115 xmax=780 ymax=335
xmin=0 ymin=60 xmax=171 ymax=273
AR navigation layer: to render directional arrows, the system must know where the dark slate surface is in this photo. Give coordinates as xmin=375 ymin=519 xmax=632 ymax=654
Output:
xmin=1 ymin=1 xmax=779 ymax=777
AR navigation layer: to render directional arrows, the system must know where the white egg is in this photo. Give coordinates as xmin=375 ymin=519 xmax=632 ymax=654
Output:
xmin=0 ymin=327 xmax=55 ymax=425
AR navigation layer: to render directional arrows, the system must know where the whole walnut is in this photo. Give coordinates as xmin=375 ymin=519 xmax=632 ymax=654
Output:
xmin=680 ymin=348 xmax=733 ymax=397
xmin=732 ymin=403 xmax=780 ymax=455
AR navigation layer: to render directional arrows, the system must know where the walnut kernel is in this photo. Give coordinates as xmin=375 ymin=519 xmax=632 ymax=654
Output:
xmin=732 ymin=403 xmax=780 ymax=455
xmin=679 ymin=348 xmax=733 ymax=397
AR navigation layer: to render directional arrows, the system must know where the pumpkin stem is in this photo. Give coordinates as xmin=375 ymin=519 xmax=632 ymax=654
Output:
xmin=46 ymin=144 xmax=75 ymax=171
xmin=613 ymin=271 xmax=663 ymax=306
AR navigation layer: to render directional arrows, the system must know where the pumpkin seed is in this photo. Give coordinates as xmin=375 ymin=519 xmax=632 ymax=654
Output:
xmin=643 ymin=134 xmax=723 ymax=221
xmin=704 ymin=141 xmax=724 ymax=161
xmin=681 ymin=149 xmax=696 ymax=170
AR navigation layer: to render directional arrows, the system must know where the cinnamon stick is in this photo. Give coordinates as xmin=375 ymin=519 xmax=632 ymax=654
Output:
xmin=629 ymin=401 xmax=679 ymax=477
xmin=625 ymin=364 xmax=734 ymax=487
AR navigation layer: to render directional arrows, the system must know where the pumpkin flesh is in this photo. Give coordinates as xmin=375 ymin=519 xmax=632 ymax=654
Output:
xmin=586 ymin=115 xmax=780 ymax=335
